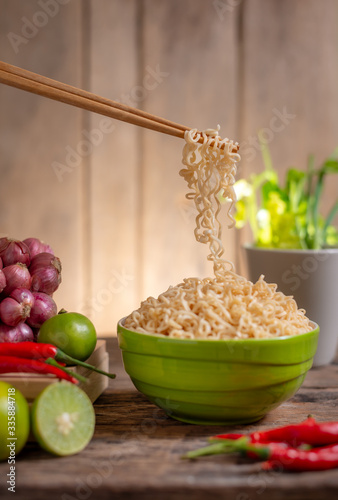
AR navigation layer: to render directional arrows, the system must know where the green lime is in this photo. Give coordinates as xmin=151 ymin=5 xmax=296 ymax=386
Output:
xmin=31 ymin=381 xmax=95 ymax=456
xmin=0 ymin=382 xmax=30 ymax=461
xmin=38 ymin=311 xmax=97 ymax=361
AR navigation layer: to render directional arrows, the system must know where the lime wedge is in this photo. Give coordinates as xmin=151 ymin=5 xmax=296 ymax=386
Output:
xmin=31 ymin=382 xmax=95 ymax=456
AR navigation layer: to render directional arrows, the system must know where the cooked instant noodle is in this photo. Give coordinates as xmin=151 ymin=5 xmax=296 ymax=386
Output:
xmin=124 ymin=127 xmax=312 ymax=339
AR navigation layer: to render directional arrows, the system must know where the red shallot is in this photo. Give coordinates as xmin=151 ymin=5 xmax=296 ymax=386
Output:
xmin=0 ymin=238 xmax=31 ymax=267
xmin=0 ymin=269 xmax=6 ymax=294
xmin=29 ymin=252 xmax=61 ymax=274
xmin=0 ymin=288 xmax=34 ymax=327
xmin=0 ymin=321 xmax=34 ymax=343
xmin=30 ymin=252 xmax=62 ymax=295
xmin=23 ymin=237 xmax=54 ymax=258
xmin=26 ymin=292 xmax=57 ymax=328
xmin=1 ymin=263 xmax=32 ymax=296
xmin=31 ymin=265 xmax=61 ymax=295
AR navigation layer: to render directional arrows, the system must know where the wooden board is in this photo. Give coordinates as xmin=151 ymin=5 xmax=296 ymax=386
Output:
xmin=0 ymin=340 xmax=109 ymax=403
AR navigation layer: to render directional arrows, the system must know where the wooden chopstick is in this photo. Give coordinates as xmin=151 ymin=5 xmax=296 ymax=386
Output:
xmin=0 ymin=61 xmax=238 ymax=152
xmin=0 ymin=62 xmax=183 ymax=139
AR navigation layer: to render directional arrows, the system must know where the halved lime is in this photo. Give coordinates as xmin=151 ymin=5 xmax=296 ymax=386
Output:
xmin=0 ymin=381 xmax=30 ymax=461
xmin=31 ymin=381 xmax=95 ymax=456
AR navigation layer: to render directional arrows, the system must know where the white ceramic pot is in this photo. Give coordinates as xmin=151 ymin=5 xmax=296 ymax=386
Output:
xmin=243 ymin=245 xmax=338 ymax=367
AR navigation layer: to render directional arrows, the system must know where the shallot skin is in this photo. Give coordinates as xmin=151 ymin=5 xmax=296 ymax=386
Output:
xmin=29 ymin=252 xmax=61 ymax=274
xmin=0 ymin=321 xmax=34 ymax=343
xmin=10 ymin=287 xmax=35 ymax=308
xmin=23 ymin=237 xmax=54 ymax=258
xmin=0 ymin=238 xmax=31 ymax=267
xmin=0 ymin=269 xmax=6 ymax=294
xmin=26 ymin=292 xmax=57 ymax=328
xmin=29 ymin=252 xmax=62 ymax=295
xmin=0 ymin=288 xmax=35 ymax=327
xmin=31 ymin=266 xmax=61 ymax=295
xmin=0 ymin=298 xmax=26 ymax=326
xmin=1 ymin=263 xmax=32 ymax=296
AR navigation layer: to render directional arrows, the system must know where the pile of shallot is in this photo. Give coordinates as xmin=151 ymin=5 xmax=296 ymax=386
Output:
xmin=0 ymin=237 xmax=61 ymax=342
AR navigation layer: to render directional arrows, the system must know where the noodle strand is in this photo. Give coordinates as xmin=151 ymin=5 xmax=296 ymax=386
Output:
xmin=124 ymin=127 xmax=311 ymax=339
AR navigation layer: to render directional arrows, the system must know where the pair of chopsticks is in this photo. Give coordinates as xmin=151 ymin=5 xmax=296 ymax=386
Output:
xmin=0 ymin=61 xmax=238 ymax=152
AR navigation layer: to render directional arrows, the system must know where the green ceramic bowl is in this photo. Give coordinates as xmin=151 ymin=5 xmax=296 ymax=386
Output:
xmin=117 ymin=319 xmax=319 ymax=425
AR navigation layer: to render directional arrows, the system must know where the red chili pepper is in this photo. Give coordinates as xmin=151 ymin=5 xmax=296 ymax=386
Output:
xmin=211 ymin=433 xmax=244 ymax=441
xmin=184 ymin=438 xmax=338 ymax=472
xmin=315 ymin=444 xmax=338 ymax=454
xmin=0 ymin=342 xmax=116 ymax=379
xmin=0 ymin=355 xmax=80 ymax=384
xmin=210 ymin=433 xmax=245 ymax=441
xmin=229 ymin=439 xmax=338 ymax=471
xmin=241 ymin=441 xmax=295 ymax=461
xmin=211 ymin=417 xmax=338 ymax=446
xmin=260 ymin=447 xmax=338 ymax=472
xmin=0 ymin=342 xmax=56 ymax=359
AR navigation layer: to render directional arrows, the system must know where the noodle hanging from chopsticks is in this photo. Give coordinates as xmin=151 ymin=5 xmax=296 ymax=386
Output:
xmin=124 ymin=127 xmax=312 ymax=339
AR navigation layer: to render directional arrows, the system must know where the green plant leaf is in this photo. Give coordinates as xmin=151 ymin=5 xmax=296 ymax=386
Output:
xmin=233 ymin=142 xmax=338 ymax=249
xmin=258 ymin=131 xmax=275 ymax=173
xmin=286 ymin=168 xmax=306 ymax=185
xmin=286 ymin=168 xmax=307 ymax=213
xmin=234 ymin=199 xmax=248 ymax=228
xmin=318 ymin=159 xmax=338 ymax=175
xmin=325 ymin=225 xmax=338 ymax=247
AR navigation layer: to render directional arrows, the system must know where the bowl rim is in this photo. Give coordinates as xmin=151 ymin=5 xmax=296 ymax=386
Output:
xmin=243 ymin=243 xmax=338 ymax=256
xmin=118 ymin=317 xmax=319 ymax=344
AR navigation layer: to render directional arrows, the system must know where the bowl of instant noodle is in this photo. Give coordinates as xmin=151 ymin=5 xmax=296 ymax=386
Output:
xmin=117 ymin=274 xmax=319 ymax=425
xmin=118 ymin=127 xmax=319 ymax=424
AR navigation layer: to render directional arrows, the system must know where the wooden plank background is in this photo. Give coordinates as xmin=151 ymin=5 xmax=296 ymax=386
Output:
xmin=0 ymin=0 xmax=337 ymax=335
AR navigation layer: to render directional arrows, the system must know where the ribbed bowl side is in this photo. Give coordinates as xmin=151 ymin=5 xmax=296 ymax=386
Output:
xmin=120 ymin=352 xmax=312 ymax=424
xmin=117 ymin=321 xmax=319 ymax=425
xmin=130 ymin=374 xmax=308 ymax=425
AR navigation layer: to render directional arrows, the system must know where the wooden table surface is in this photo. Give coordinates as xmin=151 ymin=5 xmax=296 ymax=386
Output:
xmin=1 ymin=338 xmax=338 ymax=500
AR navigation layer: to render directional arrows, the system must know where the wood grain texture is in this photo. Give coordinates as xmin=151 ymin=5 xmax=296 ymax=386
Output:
xmin=0 ymin=337 xmax=337 ymax=500
xmin=82 ymin=0 xmax=139 ymax=332
xmin=241 ymin=0 xmax=338 ymax=173
xmin=141 ymin=0 xmax=239 ymax=300
xmin=0 ymin=0 xmax=84 ymax=312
